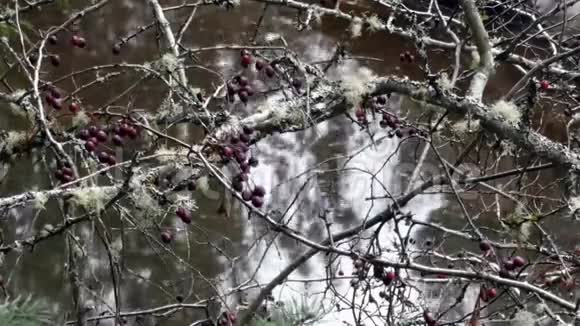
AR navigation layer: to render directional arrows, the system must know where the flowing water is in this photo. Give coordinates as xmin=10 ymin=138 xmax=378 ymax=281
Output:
xmin=0 ymin=0 xmax=574 ymax=325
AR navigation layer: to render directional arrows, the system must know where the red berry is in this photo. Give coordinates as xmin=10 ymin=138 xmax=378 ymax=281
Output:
xmin=77 ymin=129 xmax=90 ymax=140
xmin=239 ymin=133 xmax=251 ymax=143
xmin=252 ymin=186 xmax=265 ymax=197
xmin=251 ymin=196 xmax=264 ymax=208
xmin=423 ymin=311 xmax=437 ymax=326
xmin=96 ymin=130 xmax=108 ymax=143
xmin=228 ymin=313 xmax=237 ymax=322
xmin=88 ymin=126 xmax=99 ymax=137
xmin=112 ymin=43 xmax=121 ymax=55
xmin=238 ymin=91 xmax=249 ymax=104
xmin=255 ymin=60 xmax=265 ymax=71
xmin=126 ymin=127 xmax=138 ymax=139
xmin=292 ymin=79 xmax=302 ymax=89
xmin=49 ymin=54 xmax=60 ymax=67
xmin=85 ymin=141 xmax=96 ymax=152
xmin=240 ymin=162 xmax=250 ymax=173
xmin=512 ymin=256 xmax=526 ymax=268
xmin=106 ymin=155 xmax=117 ymax=165
xmin=355 ymin=108 xmax=365 ymax=119
xmin=160 ymin=231 xmax=172 ymax=244
xmin=243 ymin=125 xmax=254 ymax=135
xmin=540 ymin=80 xmax=550 ymax=90
xmin=69 ymin=102 xmax=80 ymax=113
xmin=238 ymin=76 xmax=249 ymax=87
xmin=48 ymin=34 xmax=58 ymax=45
xmin=376 ymin=96 xmax=387 ymax=104
xmin=386 ymin=271 xmax=396 ymax=281
xmin=232 ymin=179 xmax=244 ymax=192
xmin=241 ymin=190 xmax=252 ymax=201
xmin=265 ymin=65 xmax=275 ymax=78
xmin=71 ymin=35 xmax=86 ymax=48
xmin=222 ymin=146 xmax=234 ymax=158
xmin=112 ymin=135 xmax=123 ymax=146
xmin=50 ymin=98 xmax=63 ymax=110
xmin=187 ymin=180 xmax=196 ymax=191
xmin=55 ymin=169 xmax=65 ymax=181
xmin=241 ymin=54 xmax=252 ymax=67
xmin=479 ymin=240 xmax=491 ymax=251
xmin=503 ymin=259 xmax=515 ymax=271
xmin=62 ymin=167 xmax=74 ymax=177
xmin=97 ymin=151 xmax=109 ymax=163
xmin=227 ymin=83 xmax=237 ymax=96
xmin=176 ymin=207 xmax=192 ymax=224
xmin=486 ymin=287 xmax=497 ymax=299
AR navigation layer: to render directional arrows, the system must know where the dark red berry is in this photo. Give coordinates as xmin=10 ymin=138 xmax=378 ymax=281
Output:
xmin=255 ymin=60 xmax=265 ymax=71
xmin=112 ymin=135 xmax=123 ymax=146
xmin=51 ymin=98 xmax=63 ymax=110
xmin=78 ymin=129 xmax=90 ymax=140
xmin=127 ymin=127 xmax=138 ymax=139
xmin=241 ymin=54 xmax=252 ymax=67
xmin=251 ymin=196 xmax=264 ymax=208
xmin=395 ymin=129 xmax=403 ymax=138
xmin=232 ymin=179 xmax=244 ymax=192
xmin=385 ymin=271 xmax=396 ymax=281
xmin=62 ymin=167 xmax=74 ymax=177
xmin=265 ymin=65 xmax=275 ymax=78
xmin=512 ymin=256 xmax=526 ymax=268
xmin=376 ymin=96 xmax=387 ymax=104
xmin=160 ymin=231 xmax=172 ymax=244
xmin=62 ymin=174 xmax=74 ymax=183
xmin=479 ymin=240 xmax=491 ymax=251
xmin=96 ymin=130 xmax=108 ymax=143
xmin=503 ymin=259 xmax=515 ymax=271
xmin=106 ymin=155 xmax=117 ymax=165
xmin=97 ymin=151 xmax=109 ymax=163
xmin=118 ymin=123 xmax=131 ymax=137
xmin=228 ymin=313 xmax=237 ymax=323
xmin=486 ymin=287 xmax=497 ymax=299
xmin=237 ymin=143 xmax=249 ymax=152
xmin=355 ymin=108 xmax=365 ymax=119
xmin=176 ymin=207 xmax=192 ymax=224
xmin=230 ymin=137 xmax=239 ymax=144
xmin=49 ymin=54 xmax=60 ymax=67
xmin=85 ymin=141 xmax=96 ymax=152
xmin=238 ymin=76 xmax=249 ymax=87
xmin=423 ymin=311 xmax=437 ymax=326
xmin=292 ymin=79 xmax=302 ymax=89
xmin=45 ymin=94 xmax=55 ymax=106
xmin=49 ymin=87 xmax=62 ymax=99
xmin=112 ymin=43 xmax=121 ymax=55
xmin=55 ymin=169 xmax=65 ymax=181
xmin=227 ymin=84 xmax=237 ymax=96
xmin=187 ymin=180 xmax=196 ymax=191
xmin=222 ymin=146 xmax=234 ymax=158
xmin=252 ymin=185 xmax=265 ymax=197
xmin=540 ymin=80 xmax=550 ymax=90
xmin=69 ymin=102 xmax=80 ymax=113
xmin=241 ymin=85 xmax=254 ymax=96
xmin=88 ymin=126 xmax=99 ymax=137
xmin=239 ymin=133 xmax=251 ymax=143
xmin=240 ymin=162 xmax=250 ymax=173
xmin=235 ymin=150 xmax=247 ymax=164
xmin=48 ymin=34 xmax=58 ymax=45
xmin=241 ymin=190 xmax=252 ymax=201
xmin=238 ymin=173 xmax=249 ymax=182
xmin=71 ymin=35 xmax=86 ymax=48
xmin=248 ymin=157 xmax=259 ymax=167
xmin=242 ymin=125 xmax=254 ymax=135
xmin=238 ymin=91 xmax=249 ymax=104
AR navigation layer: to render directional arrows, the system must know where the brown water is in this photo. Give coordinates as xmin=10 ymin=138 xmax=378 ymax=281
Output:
xmin=0 ymin=1 xmax=577 ymax=325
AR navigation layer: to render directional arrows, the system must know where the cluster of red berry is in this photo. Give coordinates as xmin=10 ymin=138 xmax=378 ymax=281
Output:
xmin=221 ymin=125 xmax=266 ymax=208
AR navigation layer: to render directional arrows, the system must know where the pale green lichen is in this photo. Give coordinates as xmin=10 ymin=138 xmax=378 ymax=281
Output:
xmin=159 ymin=53 xmax=182 ymax=72
xmin=32 ymin=192 xmax=48 ymax=210
xmin=349 ymin=17 xmax=363 ymax=38
xmin=366 ymin=15 xmax=383 ymax=32
xmin=338 ymin=64 xmax=376 ymax=106
xmin=72 ymin=110 xmax=91 ymax=128
xmin=71 ymin=186 xmax=114 ymax=211
xmin=491 ymin=100 xmax=521 ymax=125
xmin=1 ymin=131 xmax=26 ymax=155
